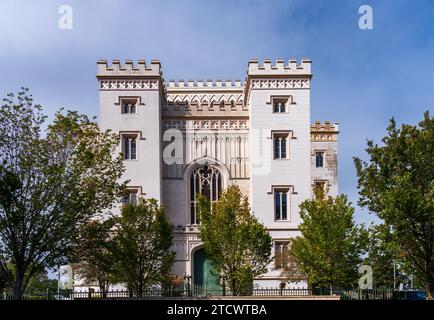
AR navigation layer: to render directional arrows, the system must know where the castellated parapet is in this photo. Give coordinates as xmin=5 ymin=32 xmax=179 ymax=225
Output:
xmin=311 ymin=121 xmax=339 ymax=132
xmin=167 ymin=79 xmax=244 ymax=89
xmin=97 ymin=59 xmax=162 ymax=77
xmin=247 ymin=58 xmax=312 ymax=76
xmin=310 ymin=121 xmax=339 ymax=141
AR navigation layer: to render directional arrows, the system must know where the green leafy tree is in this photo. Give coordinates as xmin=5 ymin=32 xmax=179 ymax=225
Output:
xmin=354 ymin=112 xmax=434 ymax=298
xmin=197 ymin=185 xmax=272 ymax=296
xmin=25 ymin=270 xmax=57 ymax=293
xmin=0 ymin=268 xmax=6 ymax=291
xmin=0 ymin=88 xmax=126 ymax=299
xmin=70 ymin=219 xmax=116 ymax=297
xmin=290 ymin=188 xmax=367 ymax=291
xmin=0 ymin=263 xmax=58 ymax=294
xmin=279 ymin=251 xmax=305 ymax=285
xmin=111 ymin=199 xmax=174 ymax=297
xmin=364 ymin=224 xmax=408 ymax=289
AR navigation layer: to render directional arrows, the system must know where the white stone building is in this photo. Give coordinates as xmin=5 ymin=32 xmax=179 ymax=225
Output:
xmin=92 ymin=58 xmax=338 ymax=290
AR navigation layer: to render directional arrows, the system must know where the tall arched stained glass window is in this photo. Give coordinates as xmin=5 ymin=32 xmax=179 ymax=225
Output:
xmin=190 ymin=164 xmax=223 ymax=224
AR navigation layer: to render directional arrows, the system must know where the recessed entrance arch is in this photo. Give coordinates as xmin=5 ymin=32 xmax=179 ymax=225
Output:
xmin=193 ymin=248 xmax=221 ymax=293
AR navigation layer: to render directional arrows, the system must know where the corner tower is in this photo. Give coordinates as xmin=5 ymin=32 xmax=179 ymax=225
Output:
xmin=246 ymin=59 xmax=312 ymax=286
xmin=97 ymin=60 xmax=164 ymax=203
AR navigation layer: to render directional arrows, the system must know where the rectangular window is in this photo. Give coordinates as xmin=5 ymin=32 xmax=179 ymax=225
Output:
xmin=315 ymin=151 xmax=324 ymax=167
xmin=123 ymin=190 xmax=138 ymax=206
xmin=121 ymin=98 xmax=138 ymax=114
xmin=275 ymin=241 xmax=290 ymax=269
xmin=274 ymin=189 xmax=289 ymax=221
xmin=122 ymin=135 xmax=137 ymax=160
xmin=273 ymin=132 xmax=290 ymax=159
xmin=272 ymin=99 xmax=288 ymax=113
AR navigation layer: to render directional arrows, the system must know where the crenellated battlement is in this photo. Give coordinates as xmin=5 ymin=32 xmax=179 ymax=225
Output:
xmin=247 ymin=58 xmax=312 ymax=75
xmin=311 ymin=121 xmax=339 ymax=132
xmin=97 ymin=59 xmax=162 ymax=77
xmin=166 ymin=79 xmax=244 ymax=89
xmin=310 ymin=121 xmax=339 ymax=141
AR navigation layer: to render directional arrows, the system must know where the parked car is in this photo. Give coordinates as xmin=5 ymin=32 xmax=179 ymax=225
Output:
xmin=392 ymin=290 xmax=426 ymax=300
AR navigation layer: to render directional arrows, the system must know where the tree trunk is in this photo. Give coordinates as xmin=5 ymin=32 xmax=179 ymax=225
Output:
xmin=13 ymin=271 xmax=24 ymax=300
xmin=426 ymin=272 xmax=434 ymax=300
xmin=99 ymin=282 xmax=108 ymax=298
xmin=231 ymin=278 xmax=237 ymax=296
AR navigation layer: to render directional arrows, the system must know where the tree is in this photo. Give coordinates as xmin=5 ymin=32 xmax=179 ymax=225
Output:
xmin=111 ymin=199 xmax=174 ymax=297
xmin=279 ymin=251 xmax=305 ymax=285
xmin=0 ymin=88 xmax=126 ymax=299
xmin=0 ymin=264 xmax=57 ymax=294
xmin=290 ymin=188 xmax=367 ymax=291
xmin=363 ymin=224 xmax=410 ymax=289
xmin=25 ymin=270 xmax=57 ymax=293
xmin=197 ymin=185 xmax=272 ymax=296
xmin=70 ymin=219 xmax=116 ymax=297
xmin=0 ymin=268 xmax=6 ymax=291
xmin=354 ymin=112 xmax=434 ymax=298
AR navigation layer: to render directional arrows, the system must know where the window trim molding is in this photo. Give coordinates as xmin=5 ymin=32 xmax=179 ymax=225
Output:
xmin=314 ymin=150 xmax=326 ymax=168
xmin=266 ymin=96 xmax=295 ymax=114
xmin=269 ymin=185 xmax=294 ymax=222
xmin=265 ymin=95 xmax=296 ymax=106
xmin=274 ymin=240 xmax=291 ymax=270
xmin=120 ymin=132 xmax=141 ymax=160
xmin=312 ymin=179 xmax=330 ymax=187
xmin=271 ymin=130 xmax=294 ymax=160
xmin=115 ymin=96 xmax=145 ymax=106
xmin=122 ymin=186 xmax=145 ymax=206
xmin=311 ymin=148 xmax=327 ymax=156
xmin=116 ymin=96 xmax=145 ymax=115
xmin=119 ymin=131 xmax=145 ymax=140
xmin=267 ymin=185 xmax=297 ymax=194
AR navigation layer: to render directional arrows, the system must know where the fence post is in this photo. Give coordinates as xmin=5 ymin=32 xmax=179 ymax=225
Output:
xmin=279 ymin=282 xmax=284 ymax=296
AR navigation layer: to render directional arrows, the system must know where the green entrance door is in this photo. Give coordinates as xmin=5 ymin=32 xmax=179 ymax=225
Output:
xmin=193 ymin=248 xmax=221 ymax=294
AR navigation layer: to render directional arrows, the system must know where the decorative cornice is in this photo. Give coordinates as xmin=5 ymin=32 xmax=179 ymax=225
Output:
xmin=99 ymin=79 xmax=159 ymax=91
xmin=250 ymin=78 xmax=310 ymax=90
xmin=166 ymin=79 xmax=244 ymax=89
xmin=167 ymin=92 xmax=244 ymax=104
xmin=162 ymin=119 xmax=249 ymax=130
xmin=310 ymin=133 xmax=338 ymax=141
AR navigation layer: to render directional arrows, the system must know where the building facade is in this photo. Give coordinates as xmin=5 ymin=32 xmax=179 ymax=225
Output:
xmin=95 ymin=58 xmax=339 ymax=289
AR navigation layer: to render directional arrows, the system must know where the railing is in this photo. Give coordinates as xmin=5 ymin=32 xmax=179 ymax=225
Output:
xmin=0 ymin=288 xmax=404 ymax=300
xmin=340 ymin=288 xmax=394 ymax=300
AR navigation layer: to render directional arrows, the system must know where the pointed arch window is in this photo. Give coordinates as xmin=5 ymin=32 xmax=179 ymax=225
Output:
xmin=315 ymin=151 xmax=324 ymax=167
xmin=189 ymin=164 xmax=223 ymax=224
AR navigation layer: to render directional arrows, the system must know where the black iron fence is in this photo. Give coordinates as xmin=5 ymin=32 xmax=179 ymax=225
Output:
xmin=2 ymin=287 xmax=400 ymax=300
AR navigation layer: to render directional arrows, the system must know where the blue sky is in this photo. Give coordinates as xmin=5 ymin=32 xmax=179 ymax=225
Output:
xmin=0 ymin=0 xmax=433 ymax=225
